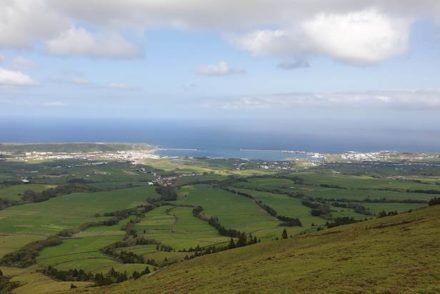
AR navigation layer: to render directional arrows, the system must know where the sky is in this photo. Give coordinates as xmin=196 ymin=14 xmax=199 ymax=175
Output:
xmin=1 ymin=0 xmax=440 ymax=143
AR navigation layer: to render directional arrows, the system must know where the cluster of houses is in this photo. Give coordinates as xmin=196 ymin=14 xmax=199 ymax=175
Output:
xmin=11 ymin=150 xmax=159 ymax=163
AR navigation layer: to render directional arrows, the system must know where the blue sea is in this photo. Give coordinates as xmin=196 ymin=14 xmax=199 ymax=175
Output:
xmin=156 ymin=148 xmax=318 ymax=161
xmin=1 ymin=118 xmax=439 ymax=160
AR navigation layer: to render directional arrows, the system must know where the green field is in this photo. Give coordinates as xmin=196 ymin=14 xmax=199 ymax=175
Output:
xmin=298 ymin=172 xmax=440 ymax=190
xmin=36 ymin=219 xmax=146 ymax=274
xmin=363 ymin=202 xmax=426 ymax=214
xmin=0 ymin=266 xmax=92 ymax=294
xmin=233 ymin=174 xmax=431 ymax=220
xmin=135 ymin=205 xmax=229 ymax=249
xmin=0 ymin=186 xmax=159 ymax=257
xmin=176 ymin=185 xmax=284 ymax=239
xmin=0 ymin=234 xmax=44 ymax=257
xmin=97 ymin=205 xmax=440 ymax=294
xmin=114 ymin=245 xmax=187 ymax=267
xmin=235 ymin=176 xmax=433 ymax=202
xmin=234 ymin=177 xmax=298 ymax=190
xmin=1 ymin=151 xmax=439 ymax=293
xmin=0 ymin=184 xmax=54 ymax=201
xmin=234 ymin=188 xmax=325 ymax=227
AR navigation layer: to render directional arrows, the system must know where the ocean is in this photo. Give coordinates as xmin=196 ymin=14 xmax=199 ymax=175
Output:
xmin=1 ymin=118 xmax=439 ymax=160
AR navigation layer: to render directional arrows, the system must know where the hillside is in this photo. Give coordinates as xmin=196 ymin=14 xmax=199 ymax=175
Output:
xmin=84 ymin=205 xmax=440 ymax=293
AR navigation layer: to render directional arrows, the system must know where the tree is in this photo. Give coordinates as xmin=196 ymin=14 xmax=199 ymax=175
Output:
xmin=429 ymin=197 xmax=440 ymax=206
xmin=132 ymin=271 xmax=141 ymax=280
xmin=142 ymin=266 xmax=150 ymax=275
xmin=281 ymin=229 xmax=288 ymax=239
xmin=228 ymin=237 xmax=235 ymax=249
xmin=236 ymin=233 xmax=247 ymax=247
xmin=378 ymin=210 xmax=387 ymax=218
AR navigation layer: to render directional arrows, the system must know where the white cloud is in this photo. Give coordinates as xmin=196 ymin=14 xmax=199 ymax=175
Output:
xmin=204 ymin=90 xmax=440 ymax=110
xmin=196 ymin=61 xmax=245 ymax=76
xmin=232 ymin=9 xmax=410 ymax=64
xmin=0 ymin=0 xmax=68 ymax=48
xmin=48 ymin=0 xmax=440 ymax=30
xmin=0 ymin=1 xmax=439 ymax=62
xmin=0 ymin=67 xmax=36 ymax=87
xmin=46 ymin=26 xmax=142 ymax=58
xmin=301 ymin=9 xmax=410 ymax=64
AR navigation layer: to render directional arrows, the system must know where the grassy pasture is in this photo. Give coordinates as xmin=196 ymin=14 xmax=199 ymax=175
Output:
xmin=99 ymin=206 xmax=440 ymax=294
xmin=0 ymin=265 xmax=92 ymax=294
xmin=238 ymin=182 xmax=433 ymax=202
xmin=0 ymin=186 xmax=158 ymax=234
xmin=135 ymin=205 xmax=229 ymax=250
xmin=0 ymin=160 xmax=151 ymax=187
xmin=176 ymin=174 xmax=226 ymax=186
xmin=297 ymin=172 xmax=440 ymax=190
xmin=64 ymin=164 xmax=146 ymax=185
xmin=141 ymin=158 xmax=273 ymax=176
xmin=0 ymin=186 xmax=158 ymax=255
xmin=235 ymin=177 xmax=297 ymax=190
xmin=114 ymin=245 xmax=187 ymax=266
xmin=292 ymin=185 xmax=432 ymax=202
xmin=37 ymin=235 xmax=124 ymax=272
xmin=0 ymin=184 xmax=54 ymax=201
xmin=234 ymin=188 xmax=325 ymax=227
xmin=37 ymin=218 xmax=147 ymax=274
xmin=0 ymin=234 xmax=45 ymax=258
xmin=1 ymin=156 xmax=439 ymax=293
xmin=236 ymin=174 xmax=434 ymax=202
xmin=232 ymin=176 xmax=430 ymax=220
xmin=329 ymin=206 xmax=369 ymax=219
xmin=363 ymin=202 xmax=426 ymax=214
xmin=176 ymin=185 xmax=282 ymax=239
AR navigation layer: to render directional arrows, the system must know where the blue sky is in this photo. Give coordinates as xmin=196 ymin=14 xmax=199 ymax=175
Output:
xmin=1 ymin=0 xmax=440 ymax=129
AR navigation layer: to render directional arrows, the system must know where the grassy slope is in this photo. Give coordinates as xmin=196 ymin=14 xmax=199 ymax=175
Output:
xmin=0 ymin=186 xmax=158 ymax=257
xmin=36 ymin=219 xmax=146 ymax=274
xmin=0 ymin=184 xmax=54 ymax=201
xmin=114 ymin=245 xmax=187 ymax=267
xmin=1 ymin=266 xmax=92 ymax=294
xmin=177 ymin=185 xmax=282 ymax=239
xmin=236 ymin=175 xmax=435 ymax=202
xmin=234 ymin=188 xmax=325 ymax=227
xmin=93 ymin=205 xmax=440 ymax=294
xmin=0 ymin=186 xmax=157 ymax=234
xmin=135 ymin=205 xmax=229 ymax=250
xmin=365 ymin=202 xmax=426 ymax=214
xmin=297 ymin=172 xmax=440 ymax=190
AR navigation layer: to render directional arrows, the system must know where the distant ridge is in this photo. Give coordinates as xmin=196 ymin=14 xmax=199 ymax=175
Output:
xmin=0 ymin=143 xmax=155 ymax=153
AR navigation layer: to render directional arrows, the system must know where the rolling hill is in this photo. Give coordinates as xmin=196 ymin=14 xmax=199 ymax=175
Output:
xmin=81 ymin=205 xmax=440 ymax=293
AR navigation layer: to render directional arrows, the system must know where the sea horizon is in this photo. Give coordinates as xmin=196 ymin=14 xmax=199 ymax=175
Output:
xmin=1 ymin=118 xmax=440 ymax=155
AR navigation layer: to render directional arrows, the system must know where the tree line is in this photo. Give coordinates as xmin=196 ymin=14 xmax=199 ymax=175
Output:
xmin=0 ymin=269 xmax=19 ymax=293
xmin=42 ymin=265 xmax=151 ymax=285
xmin=326 ymin=217 xmax=358 ymax=228
xmin=429 ymin=197 xmax=440 ymax=206
xmin=22 ymin=183 xmax=99 ymax=203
